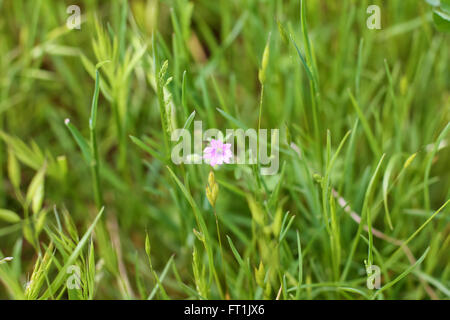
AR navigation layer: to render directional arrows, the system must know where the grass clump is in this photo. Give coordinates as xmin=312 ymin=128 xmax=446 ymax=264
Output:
xmin=0 ymin=0 xmax=449 ymax=300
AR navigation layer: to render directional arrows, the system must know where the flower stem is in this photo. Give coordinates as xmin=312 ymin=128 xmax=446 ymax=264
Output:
xmin=213 ymin=207 xmax=229 ymax=298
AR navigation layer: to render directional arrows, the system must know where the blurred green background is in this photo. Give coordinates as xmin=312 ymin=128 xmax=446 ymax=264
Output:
xmin=0 ymin=0 xmax=449 ymax=299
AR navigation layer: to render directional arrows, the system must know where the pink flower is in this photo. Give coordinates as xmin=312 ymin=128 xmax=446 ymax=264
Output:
xmin=203 ymin=139 xmax=232 ymax=167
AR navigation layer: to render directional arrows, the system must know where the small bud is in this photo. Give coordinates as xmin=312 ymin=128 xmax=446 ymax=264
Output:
xmin=364 ymin=259 xmax=369 ymax=269
xmin=145 ymin=233 xmax=153 ymax=268
xmin=258 ymin=34 xmax=271 ymax=84
xmin=206 ymin=171 xmax=219 ymax=207
xmin=165 ymin=76 xmax=173 ymax=86
xmin=255 ymin=261 xmax=265 ymax=288
xmin=313 ymin=173 xmax=323 ymax=183
xmin=57 ymin=155 xmax=68 ymax=179
xmin=159 ymin=60 xmax=169 ymax=81
xmin=403 ymin=153 xmax=417 ymax=169
xmin=64 ymin=118 xmax=70 ymax=125
xmin=208 ymin=170 xmax=215 ymax=187
xmin=145 ymin=233 xmax=151 ymax=257
xmin=193 ymin=228 xmax=205 ymax=242
xmin=400 ymin=76 xmax=408 ymax=96
xmin=7 ymin=148 xmax=21 ymax=189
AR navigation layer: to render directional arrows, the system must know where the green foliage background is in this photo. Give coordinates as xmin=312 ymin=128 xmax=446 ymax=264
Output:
xmin=0 ymin=0 xmax=449 ymax=299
